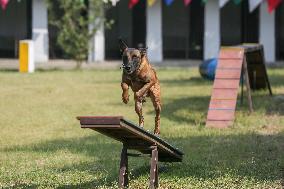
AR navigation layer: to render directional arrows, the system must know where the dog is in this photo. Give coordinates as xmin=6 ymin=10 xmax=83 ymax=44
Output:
xmin=119 ymin=39 xmax=162 ymax=135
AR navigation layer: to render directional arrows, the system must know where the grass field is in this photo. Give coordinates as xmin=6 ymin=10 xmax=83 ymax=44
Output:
xmin=0 ymin=67 xmax=283 ymax=189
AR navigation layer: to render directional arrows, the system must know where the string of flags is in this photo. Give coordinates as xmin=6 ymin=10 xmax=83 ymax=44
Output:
xmin=126 ymin=0 xmax=283 ymax=13
xmin=0 ymin=0 xmax=283 ymax=13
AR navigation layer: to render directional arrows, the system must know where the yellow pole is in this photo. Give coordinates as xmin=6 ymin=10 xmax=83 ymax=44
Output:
xmin=19 ymin=41 xmax=29 ymax=73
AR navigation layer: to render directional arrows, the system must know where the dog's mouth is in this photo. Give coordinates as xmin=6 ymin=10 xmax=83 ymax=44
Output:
xmin=125 ymin=69 xmax=134 ymax=74
xmin=121 ymin=64 xmax=135 ymax=74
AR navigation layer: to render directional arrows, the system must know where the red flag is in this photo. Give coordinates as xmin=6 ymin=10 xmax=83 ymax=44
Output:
xmin=129 ymin=0 xmax=139 ymax=9
xmin=267 ymin=0 xmax=282 ymax=13
xmin=184 ymin=0 xmax=192 ymax=6
xmin=0 ymin=0 xmax=9 ymax=10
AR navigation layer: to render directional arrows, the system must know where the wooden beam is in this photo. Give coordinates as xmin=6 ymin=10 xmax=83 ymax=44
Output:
xmin=149 ymin=146 xmax=158 ymax=189
xmin=119 ymin=146 xmax=128 ymax=188
xmin=243 ymin=57 xmax=254 ymax=113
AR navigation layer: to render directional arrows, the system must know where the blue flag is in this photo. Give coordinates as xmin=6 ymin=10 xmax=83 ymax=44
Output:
xmin=164 ymin=0 xmax=174 ymax=6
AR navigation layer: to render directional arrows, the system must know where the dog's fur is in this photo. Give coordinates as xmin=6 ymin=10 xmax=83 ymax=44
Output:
xmin=119 ymin=39 xmax=161 ymax=134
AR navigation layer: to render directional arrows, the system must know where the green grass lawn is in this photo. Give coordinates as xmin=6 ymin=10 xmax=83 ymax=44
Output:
xmin=0 ymin=67 xmax=283 ymax=189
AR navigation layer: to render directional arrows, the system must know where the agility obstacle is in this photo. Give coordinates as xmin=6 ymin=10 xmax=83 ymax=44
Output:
xmin=206 ymin=44 xmax=272 ymax=128
xmin=77 ymin=116 xmax=184 ymax=189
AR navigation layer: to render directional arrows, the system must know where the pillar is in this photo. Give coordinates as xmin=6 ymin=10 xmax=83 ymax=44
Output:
xmin=146 ymin=0 xmax=163 ymax=62
xmin=32 ymin=0 xmax=49 ymax=63
xmin=260 ymin=2 xmax=276 ymax=63
xmin=204 ymin=0 xmax=220 ymax=60
xmin=88 ymin=4 xmax=105 ymax=63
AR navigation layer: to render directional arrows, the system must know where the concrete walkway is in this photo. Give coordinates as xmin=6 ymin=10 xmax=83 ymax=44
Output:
xmin=0 ymin=58 xmax=283 ymax=71
xmin=0 ymin=58 xmax=202 ymax=71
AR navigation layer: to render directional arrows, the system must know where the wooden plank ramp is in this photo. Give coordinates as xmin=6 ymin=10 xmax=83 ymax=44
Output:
xmin=206 ymin=47 xmax=244 ymax=128
xmin=77 ymin=116 xmax=183 ymax=162
xmin=206 ymin=44 xmax=272 ymax=129
xmin=77 ymin=116 xmax=184 ymax=188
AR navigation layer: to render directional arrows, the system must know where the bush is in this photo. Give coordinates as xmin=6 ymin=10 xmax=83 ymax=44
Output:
xmin=47 ymin=0 xmax=112 ymax=68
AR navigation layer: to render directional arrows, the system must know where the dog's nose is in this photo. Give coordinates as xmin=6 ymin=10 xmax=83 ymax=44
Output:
xmin=125 ymin=66 xmax=131 ymax=70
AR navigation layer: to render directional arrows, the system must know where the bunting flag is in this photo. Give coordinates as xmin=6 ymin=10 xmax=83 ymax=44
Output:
xmin=110 ymin=0 xmax=119 ymax=6
xmin=267 ymin=0 xmax=282 ymax=13
xmin=128 ymin=0 xmax=139 ymax=9
xmin=249 ymin=0 xmax=262 ymax=12
xmin=164 ymin=0 xmax=174 ymax=6
xmin=148 ymin=0 xmax=156 ymax=7
xmin=219 ymin=0 xmax=230 ymax=8
xmin=202 ymin=0 xmax=208 ymax=4
xmin=0 ymin=0 xmax=9 ymax=10
xmin=184 ymin=0 xmax=192 ymax=6
xmin=233 ymin=0 xmax=242 ymax=4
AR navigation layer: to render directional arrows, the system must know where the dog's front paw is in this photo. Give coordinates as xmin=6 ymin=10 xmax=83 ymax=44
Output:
xmin=135 ymin=91 xmax=142 ymax=99
xmin=135 ymin=92 xmax=146 ymax=102
xmin=122 ymin=94 xmax=129 ymax=104
xmin=136 ymin=92 xmax=148 ymax=103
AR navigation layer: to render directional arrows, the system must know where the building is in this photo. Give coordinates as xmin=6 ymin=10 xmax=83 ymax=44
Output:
xmin=0 ymin=0 xmax=48 ymax=62
xmin=0 ymin=0 xmax=283 ymax=64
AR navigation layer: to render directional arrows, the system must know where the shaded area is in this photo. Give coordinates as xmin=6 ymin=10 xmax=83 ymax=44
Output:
xmin=160 ymin=76 xmax=212 ymax=87
xmin=1 ymin=135 xmax=122 ymax=188
xmin=159 ymin=85 xmax=284 ymax=126
xmin=263 ymin=68 xmax=284 ymax=87
xmin=0 ymin=68 xmax=18 ymax=72
xmin=1 ymin=131 xmax=284 ymax=188
xmin=160 ymin=96 xmax=209 ymax=125
xmin=157 ymin=92 xmax=284 ymax=128
xmin=1 ymin=184 xmax=37 ymax=189
xmin=159 ymin=132 xmax=284 ymax=187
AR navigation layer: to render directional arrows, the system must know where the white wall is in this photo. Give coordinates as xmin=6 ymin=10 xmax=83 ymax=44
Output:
xmin=204 ymin=0 xmax=220 ymax=60
xmin=146 ymin=0 xmax=163 ymax=62
xmin=32 ymin=0 xmax=48 ymax=63
xmin=260 ymin=1 xmax=276 ymax=63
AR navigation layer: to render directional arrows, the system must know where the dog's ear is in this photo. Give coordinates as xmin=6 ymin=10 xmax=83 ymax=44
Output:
xmin=139 ymin=47 xmax=148 ymax=57
xmin=118 ymin=38 xmax=128 ymax=54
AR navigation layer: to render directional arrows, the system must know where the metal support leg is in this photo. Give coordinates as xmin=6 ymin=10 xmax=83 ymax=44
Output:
xmin=243 ymin=57 xmax=254 ymax=113
xmin=241 ymin=65 xmax=244 ymax=105
xmin=119 ymin=145 xmax=128 ymax=188
xmin=149 ymin=146 xmax=158 ymax=189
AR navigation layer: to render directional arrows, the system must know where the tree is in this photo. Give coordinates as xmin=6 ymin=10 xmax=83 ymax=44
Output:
xmin=47 ymin=0 xmax=112 ymax=68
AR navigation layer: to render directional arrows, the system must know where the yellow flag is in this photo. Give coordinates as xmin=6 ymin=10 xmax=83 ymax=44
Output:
xmin=148 ymin=0 xmax=156 ymax=6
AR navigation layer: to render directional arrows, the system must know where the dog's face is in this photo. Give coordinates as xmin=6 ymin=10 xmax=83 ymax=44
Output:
xmin=119 ymin=39 xmax=146 ymax=75
xmin=122 ymin=49 xmax=141 ymax=75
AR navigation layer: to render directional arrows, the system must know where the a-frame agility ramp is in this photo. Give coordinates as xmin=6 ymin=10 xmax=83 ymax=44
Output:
xmin=206 ymin=44 xmax=272 ymax=128
xmin=77 ymin=116 xmax=184 ymax=189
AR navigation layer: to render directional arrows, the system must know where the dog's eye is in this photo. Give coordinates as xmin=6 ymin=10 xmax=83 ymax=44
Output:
xmin=132 ymin=56 xmax=139 ymax=60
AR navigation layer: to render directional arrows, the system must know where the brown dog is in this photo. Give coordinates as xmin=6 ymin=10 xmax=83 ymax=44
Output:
xmin=119 ymin=39 xmax=161 ymax=135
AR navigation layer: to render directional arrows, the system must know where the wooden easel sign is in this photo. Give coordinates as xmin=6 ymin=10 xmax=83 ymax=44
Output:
xmin=206 ymin=44 xmax=272 ymax=128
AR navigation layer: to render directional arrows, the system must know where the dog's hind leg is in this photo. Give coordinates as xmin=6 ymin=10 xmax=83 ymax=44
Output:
xmin=153 ymin=101 xmax=161 ymax=135
xmin=150 ymin=90 xmax=161 ymax=135
xmin=135 ymin=99 xmax=144 ymax=127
